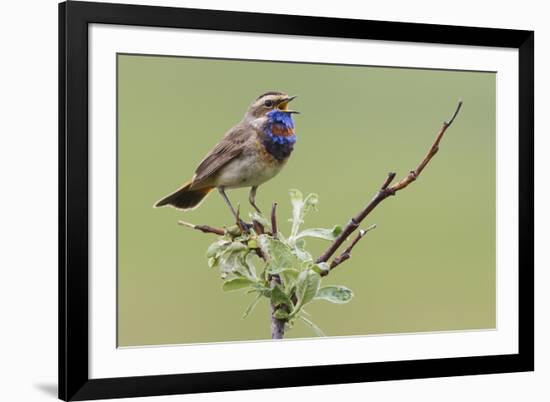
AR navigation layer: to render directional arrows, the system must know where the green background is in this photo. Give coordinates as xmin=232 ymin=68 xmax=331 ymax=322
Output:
xmin=117 ymin=54 xmax=496 ymax=347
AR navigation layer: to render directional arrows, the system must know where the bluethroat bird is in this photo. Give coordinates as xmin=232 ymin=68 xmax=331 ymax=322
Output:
xmin=154 ymin=91 xmax=299 ymax=221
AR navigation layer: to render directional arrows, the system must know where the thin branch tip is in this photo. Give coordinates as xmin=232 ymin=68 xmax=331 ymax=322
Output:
xmin=178 ymin=220 xmax=225 ymax=236
xmin=326 ymin=222 xmax=377 ymax=273
xmin=381 ymin=172 xmax=396 ymax=190
xmin=358 ymin=224 xmax=376 ymax=237
xmin=177 ymin=220 xmax=195 ymax=228
xmin=316 ymin=100 xmax=462 ymax=266
xmin=447 ymin=100 xmax=463 ymax=126
xmin=271 ymin=203 xmax=279 ymax=238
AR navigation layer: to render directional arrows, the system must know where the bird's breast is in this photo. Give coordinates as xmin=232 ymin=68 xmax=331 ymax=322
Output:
xmin=214 ymin=149 xmax=285 ymax=189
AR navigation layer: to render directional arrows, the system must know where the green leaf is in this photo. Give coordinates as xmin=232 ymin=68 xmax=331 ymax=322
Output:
xmin=295 ymin=225 xmax=343 ymax=242
xmin=294 ymin=239 xmax=313 ymax=262
xmin=257 ymin=234 xmax=299 ymax=273
xmin=244 ymin=252 xmax=259 ymax=280
xmin=315 ymin=286 xmax=354 ymax=304
xmin=250 ymin=284 xmax=271 ymax=297
xmin=288 ymin=190 xmax=320 ymax=242
xmin=289 ymin=189 xmax=304 ymax=239
xmin=290 ymin=270 xmax=321 ymax=317
xmin=298 ymin=315 xmax=326 ymax=337
xmin=297 ymin=270 xmax=321 ymax=306
xmin=289 ymin=188 xmax=303 ymax=207
xmin=234 ymin=261 xmax=254 ymax=280
xmin=278 ymin=268 xmax=300 ymax=289
xmin=223 ymin=242 xmax=247 ymax=254
xmin=302 ymin=192 xmax=319 ymax=214
xmin=217 ymin=242 xmax=252 ymax=278
xmin=270 ymin=284 xmax=294 ymax=309
xmin=222 ymin=277 xmax=254 ymax=292
xmin=310 ymin=262 xmax=330 ymax=275
xmin=294 ymin=247 xmax=312 ymax=262
xmin=206 ymin=240 xmax=231 ymax=258
xmin=242 ymin=293 xmax=263 ymax=318
xmin=206 ymin=240 xmax=232 ymax=268
xmin=300 ymin=260 xmax=314 ymax=270
xmin=225 ymin=225 xmax=242 ymax=237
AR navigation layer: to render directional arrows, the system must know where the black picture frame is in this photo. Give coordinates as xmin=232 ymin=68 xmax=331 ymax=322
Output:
xmin=59 ymin=1 xmax=534 ymax=400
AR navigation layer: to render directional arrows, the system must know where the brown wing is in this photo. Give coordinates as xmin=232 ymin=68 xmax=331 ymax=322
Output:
xmin=191 ymin=124 xmax=250 ymax=188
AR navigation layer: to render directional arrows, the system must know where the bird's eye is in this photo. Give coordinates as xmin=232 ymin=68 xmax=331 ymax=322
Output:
xmin=264 ymin=100 xmax=274 ymax=107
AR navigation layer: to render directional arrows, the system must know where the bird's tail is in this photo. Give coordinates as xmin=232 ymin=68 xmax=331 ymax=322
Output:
xmin=154 ymin=181 xmax=213 ymax=210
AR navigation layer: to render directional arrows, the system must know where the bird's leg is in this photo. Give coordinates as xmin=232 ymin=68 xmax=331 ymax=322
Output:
xmin=248 ymin=186 xmax=262 ymax=214
xmin=218 ymin=187 xmax=238 ymax=219
xmin=218 ymin=187 xmax=251 ymax=231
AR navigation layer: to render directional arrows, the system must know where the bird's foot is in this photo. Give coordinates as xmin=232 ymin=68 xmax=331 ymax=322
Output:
xmin=251 ymin=203 xmax=262 ymax=215
xmin=237 ymin=219 xmax=253 ymax=233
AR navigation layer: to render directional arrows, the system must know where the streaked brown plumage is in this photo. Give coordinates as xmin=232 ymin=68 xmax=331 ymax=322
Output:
xmin=154 ymin=92 xmax=299 ymax=220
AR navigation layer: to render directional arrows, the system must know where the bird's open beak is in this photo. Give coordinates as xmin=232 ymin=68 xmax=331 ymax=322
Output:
xmin=277 ymin=95 xmax=300 ymax=114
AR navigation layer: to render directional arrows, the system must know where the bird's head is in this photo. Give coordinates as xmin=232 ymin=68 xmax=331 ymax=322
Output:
xmin=245 ymin=91 xmax=299 ymax=119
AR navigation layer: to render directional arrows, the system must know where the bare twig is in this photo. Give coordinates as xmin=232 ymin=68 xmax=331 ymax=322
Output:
xmin=271 ymin=203 xmax=278 ymax=238
xmin=381 ymin=172 xmax=397 ymax=190
xmin=323 ymin=224 xmax=376 ymax=275
xmin=252 ymin=220 xmax=265 ymax=235
xmin=316 ymin=100 xmax=463 ymax=265
xmin=177 ymin=220 xmax=225 ymax=236
xmin=269 ymin=275 xmax=286 ymax=339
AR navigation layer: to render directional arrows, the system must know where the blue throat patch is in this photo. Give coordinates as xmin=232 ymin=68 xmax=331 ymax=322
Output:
xmin=262 ymin=110 xmax=296 ymax=161
xmin=265 ymin=110 xmax=297 ymax=144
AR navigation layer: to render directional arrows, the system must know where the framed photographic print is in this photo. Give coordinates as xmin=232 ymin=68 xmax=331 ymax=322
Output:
xmin=59 ymin=1 xmax=534 ymax=400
